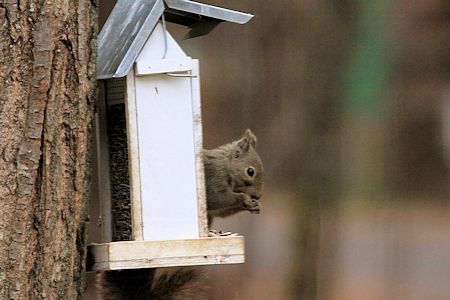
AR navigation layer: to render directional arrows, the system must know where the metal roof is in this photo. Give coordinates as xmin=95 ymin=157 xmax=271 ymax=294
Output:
xmin=97 ymin=0 xmax=253 ymax=79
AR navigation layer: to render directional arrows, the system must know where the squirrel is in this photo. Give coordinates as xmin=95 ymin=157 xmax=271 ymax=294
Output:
xmin=204 ymin=129 xmax=264 ymax=225
xmin=99 ymin=129 xmax=263 ymax=299
xmin=99 ymin=268 xmax=207 ymax=300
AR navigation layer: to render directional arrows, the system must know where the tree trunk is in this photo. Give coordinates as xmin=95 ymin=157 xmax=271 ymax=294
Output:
xmin=0 ymin=1 xmax=96 ymax=298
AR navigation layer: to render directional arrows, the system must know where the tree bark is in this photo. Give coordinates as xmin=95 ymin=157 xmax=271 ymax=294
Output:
xmin=0 ymin=1 xmax=96 ymax=298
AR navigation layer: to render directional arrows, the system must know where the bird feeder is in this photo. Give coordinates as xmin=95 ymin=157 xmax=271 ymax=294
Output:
xmin=88 ymin=0 xmax=253 ymax=271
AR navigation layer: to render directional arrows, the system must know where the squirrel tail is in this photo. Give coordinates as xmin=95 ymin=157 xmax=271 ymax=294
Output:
xmin=99 ymin=268 xmax=207 ymax=300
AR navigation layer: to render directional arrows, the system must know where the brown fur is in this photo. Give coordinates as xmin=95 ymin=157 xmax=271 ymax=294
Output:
xmin=99 ymin=268 xmax=207 ymax=300
xmin=204 ymin=129 xmax=264 ymax=225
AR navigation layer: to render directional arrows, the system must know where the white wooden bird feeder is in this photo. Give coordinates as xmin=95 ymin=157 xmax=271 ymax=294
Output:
xmin=89 ymin=0 xmax=253 ymax=271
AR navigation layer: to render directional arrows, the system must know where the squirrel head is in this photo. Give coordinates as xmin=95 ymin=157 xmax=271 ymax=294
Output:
xmin=228 ymin=129 xmax=264 ymax=200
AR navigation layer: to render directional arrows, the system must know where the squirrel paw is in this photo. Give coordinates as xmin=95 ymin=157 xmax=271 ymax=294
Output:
xmin=242 ymin=194 xmax=261 ymax=214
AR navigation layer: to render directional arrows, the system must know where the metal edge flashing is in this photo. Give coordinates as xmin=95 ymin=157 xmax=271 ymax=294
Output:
xmin=114 ymin=1 xmax=165 ymax=78
xmin=164 ymin=0 xmax=253 ymax=24
xmin=97 ymin=0 xmax=165 ymax=79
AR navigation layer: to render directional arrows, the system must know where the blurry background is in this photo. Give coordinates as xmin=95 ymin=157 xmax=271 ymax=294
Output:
xmin=88 ymin=0 xmax=450 ymax=299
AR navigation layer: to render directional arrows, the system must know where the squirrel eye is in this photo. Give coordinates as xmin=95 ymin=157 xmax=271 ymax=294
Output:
xmin=246 ymin=167 xmax=255 ymax=177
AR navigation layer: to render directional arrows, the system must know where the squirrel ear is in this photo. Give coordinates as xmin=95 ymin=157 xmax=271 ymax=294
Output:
xmin=244 ymin=129 xmax=257 ymax=148
xmin=235 ymin=129 xmax=257 ymax=157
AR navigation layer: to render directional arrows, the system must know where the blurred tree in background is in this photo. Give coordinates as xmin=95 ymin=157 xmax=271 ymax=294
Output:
xmin=189 ymin=0 xmax=449 ymax=299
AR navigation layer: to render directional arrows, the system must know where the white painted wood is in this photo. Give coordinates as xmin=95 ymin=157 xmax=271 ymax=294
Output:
xmin=190 ymin=59 xmax=208 ymax=237
xmin=135 ymin=22 xmax=187 ymax=62
xmin=130 ymin=22 xmax=202 ymax=241
xmin=135 ymin=58 xmax=192 ymax=76
xmin=108 ymin=255 xmax=245 ymax=270
xmin=134 ymin=71 xmax=199 ymax=240
xmin=88 ymin=236 xmax=245 ymax=271
xmin=125 ymin=70 xmax=144 ymax=241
